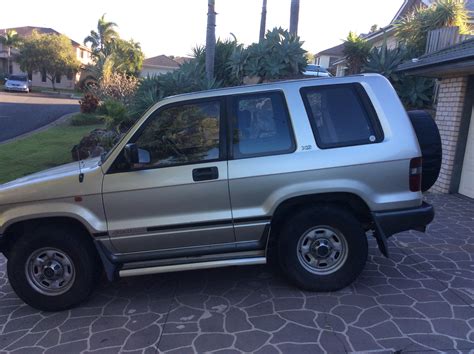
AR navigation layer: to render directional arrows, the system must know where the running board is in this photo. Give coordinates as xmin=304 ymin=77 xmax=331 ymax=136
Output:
xmin=119 ymin=257 xmax=267 ymax=277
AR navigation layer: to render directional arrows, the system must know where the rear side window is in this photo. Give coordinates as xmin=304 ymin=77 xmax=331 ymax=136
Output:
xmin=232 ymin=92 xmax=295 ymax=158
xmin=300 ymin=84 xmax=383 ymax=148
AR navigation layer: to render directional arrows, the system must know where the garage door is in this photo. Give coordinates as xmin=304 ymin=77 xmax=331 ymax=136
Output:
xmin=459 ymin=105 xmax=474 ymax=198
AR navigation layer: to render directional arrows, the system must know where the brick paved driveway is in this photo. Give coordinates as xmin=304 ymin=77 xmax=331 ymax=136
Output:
xmin=0 ymin=194 xmax=472 ymax=353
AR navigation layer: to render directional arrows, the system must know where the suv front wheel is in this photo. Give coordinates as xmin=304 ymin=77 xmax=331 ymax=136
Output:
xmin=7 ymin=224 xmax=100 ymax=311
xmin=278 ymin=205 xmax=368 ymax=291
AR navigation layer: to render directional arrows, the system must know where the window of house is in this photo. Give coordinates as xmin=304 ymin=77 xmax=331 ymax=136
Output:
xmin=66 ymin=70 xmax=74 ymax=80
xmin=300 ymin=84 xmax=383 ymax=148
xmin=28 ymin=71 xmax=32 ymax=81
xmin=130 ymin=100 xmax=222 ymax=169
xmin=56 ymin=75 xmax=61 ymax=84
xmin=80 ymin=50 xmax=84 ymax=59
xmin=232 ymin=92 xmax=295 ymax=158
xmin=41 ymin=70 xmax=47 ymax=82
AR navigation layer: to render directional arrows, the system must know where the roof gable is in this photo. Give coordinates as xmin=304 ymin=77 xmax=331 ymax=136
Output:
xmin=143 ymin=55 xmax=180 ymax=68
xmin=0 ymin=26 xmax=87 ymax=49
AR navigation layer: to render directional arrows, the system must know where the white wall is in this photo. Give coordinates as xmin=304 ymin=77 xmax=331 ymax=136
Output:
xmin=140 ymin=66 xmax=176 ymax=78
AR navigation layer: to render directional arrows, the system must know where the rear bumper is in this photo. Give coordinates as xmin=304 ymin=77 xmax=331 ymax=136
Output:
xmin=372 ymin=202 xmax=434 ymax=256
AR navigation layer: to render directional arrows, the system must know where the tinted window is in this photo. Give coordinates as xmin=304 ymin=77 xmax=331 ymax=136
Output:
xmin=133 ymin=100 xmax=221 ymax=168
xmin=232 ymin=92 xmax=295 ymax=158
xmin=301 ymin=84 xmax=382 ymax=148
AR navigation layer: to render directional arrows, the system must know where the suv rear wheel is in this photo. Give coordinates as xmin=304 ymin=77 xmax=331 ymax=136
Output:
xmin=7 ymin=224 xmax=100 ymax=311
xmin=278 ymin=205 xmax=368 ymax=291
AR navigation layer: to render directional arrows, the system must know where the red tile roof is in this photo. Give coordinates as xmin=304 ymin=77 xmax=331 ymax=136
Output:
xmin=143 ymin=55 xmax=180 ymax=68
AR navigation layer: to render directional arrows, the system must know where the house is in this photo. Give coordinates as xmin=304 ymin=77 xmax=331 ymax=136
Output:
xmin=398 ymin=36 xmax=474 ymax=198
xmin=314 ymin=43 xmax=344 ymax=70
xmin=140 ymin=55 xmax=180 ymax=77
xmin=0 ymin=26 xmax=92 ymax=90
xmin=322 ymin=0 xmax=474 ymax=76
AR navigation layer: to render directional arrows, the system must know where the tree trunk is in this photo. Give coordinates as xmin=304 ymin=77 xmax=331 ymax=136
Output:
xmin=7 ymin=46 xmax=11 ymax=74
xmin=289 ymin=0 xmax=300 ymax=36
xmin=49 ymin=75 xmax=56 ymax=91
xmin=206 ymin=0 xmax=216 ymax=82
xmin=259 ymin=0 xmax=267 ymax=43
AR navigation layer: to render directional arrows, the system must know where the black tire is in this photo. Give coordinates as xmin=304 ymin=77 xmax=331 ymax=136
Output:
xmin=7 ymin=224 xmax=100 ymax=311
xmin=407 ymin=110 xmax=442 ymax=192
xmin=278 ymin=205 xmax=368 ymax=292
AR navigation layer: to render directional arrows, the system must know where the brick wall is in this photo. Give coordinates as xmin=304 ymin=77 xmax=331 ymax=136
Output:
xmin=431 ymin=76 xmax=468 ymax=193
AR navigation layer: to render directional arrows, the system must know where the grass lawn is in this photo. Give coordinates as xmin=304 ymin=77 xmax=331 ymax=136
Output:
xmin=0 ymin=123 xmax=104 ymax=184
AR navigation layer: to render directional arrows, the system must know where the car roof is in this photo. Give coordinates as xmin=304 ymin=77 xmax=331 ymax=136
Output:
xmin=158 ymin=74 xmax=376 ymax=104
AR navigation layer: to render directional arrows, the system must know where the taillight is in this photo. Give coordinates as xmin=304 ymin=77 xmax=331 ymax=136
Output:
xmin=409 ymin=157 xmax=422 ymax=192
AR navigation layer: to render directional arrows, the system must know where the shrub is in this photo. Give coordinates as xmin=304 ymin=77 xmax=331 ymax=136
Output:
xmin=103 ymin=99 xmax=133 ymax=132
xmin=71 ymin=113 xmax=105 ymax=126
xmin=79 ymin=93 xmax=99 ymax=113
xmin=229 ymin=27 xmax=307 ymax=83
xmin=89 ymin=72 xmax=139 ymax=106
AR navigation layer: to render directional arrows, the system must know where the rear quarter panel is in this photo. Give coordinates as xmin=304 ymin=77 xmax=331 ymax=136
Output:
xmin=227 ymin=75 xmax=422 ymax=241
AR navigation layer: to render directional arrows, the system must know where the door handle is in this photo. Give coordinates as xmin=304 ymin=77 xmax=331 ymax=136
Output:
xmin=192 ymin=167 xmax=219 ymax=181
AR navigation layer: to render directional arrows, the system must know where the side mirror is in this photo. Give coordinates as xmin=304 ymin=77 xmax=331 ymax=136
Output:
xmin=28 ymin=80 xmax=32 ymax=83
xmin=124 ymin=143 xmax=151 ymax=166
xmin=123 ymin=143 xmax=139 ymax=165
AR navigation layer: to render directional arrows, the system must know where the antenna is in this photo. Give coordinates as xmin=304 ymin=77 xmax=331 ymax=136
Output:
xmin=76 ymin=146 xmax=84 ymax=183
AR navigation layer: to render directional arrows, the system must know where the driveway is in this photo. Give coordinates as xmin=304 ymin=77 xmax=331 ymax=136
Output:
xmin=0 ymin=194 xmax=472 ymax=353
xmin=0 ymin=92 xmax=79 ymax=143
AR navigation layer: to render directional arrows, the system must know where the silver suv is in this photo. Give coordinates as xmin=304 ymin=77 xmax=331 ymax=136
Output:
xmin=0 ymin=74 xmax=436 ymax=311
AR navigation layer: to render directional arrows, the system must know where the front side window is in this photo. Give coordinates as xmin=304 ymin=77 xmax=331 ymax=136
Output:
xmin=301 ymin=84 xmax=383 ymax=148
xmin=232 ymin=92 xmax=295 ymax=158
xmin=131 ymin=100 xmax=221 ymax=169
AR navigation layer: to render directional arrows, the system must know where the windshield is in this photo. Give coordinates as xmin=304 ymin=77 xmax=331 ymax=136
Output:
xmin=8 ymin=75 xmax=28 ymax=81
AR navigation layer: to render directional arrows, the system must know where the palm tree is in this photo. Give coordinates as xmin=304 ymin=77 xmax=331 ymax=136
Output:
xmin=0 ymin=30 xmax=21 ymax=74
xmin=289 ymin=0 xmax=300 ymax=36
xmin=84 ymin=14 xmax=119 ymax=56
xmin=205 ymin=0 xmax=216 ymax=82
xmin=259 ymin=0 xmax=268 ymax=42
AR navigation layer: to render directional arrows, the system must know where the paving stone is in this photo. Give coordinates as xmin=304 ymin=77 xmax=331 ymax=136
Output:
xmin=123 ymin=324 xmax=160 ymax=350
xmin=277 ymin=343 xmax=324 ymax=353
xmin=234 ymin=330 xmax=270 ymax=352
xmin=270 ymin=323 xmax=319 ymax=344
xmin=157 ymin=333 xmax=196 ymax=352
xmin=367 ymin=321 xmax=403 ymax=339
xmin=432 ymin=319 xmax=471 ymax=338
xmin=354 ymin=307 xmax=390 ymax=327
xmin=414 ymin=302 xmax=452 ymax=318
xmin=224 ymin=307 xmax=251 ymax=332
xmin=279 ymin=310 xmax=316 ymax=327
xmin=3 ymin=315 xmax=42 ymax=333
xmin=249 ymin=315 xmax=285 ymax=332
xmin=194 ymin=333 xmax=233 ymax=352
xmin=346 ymin=326 xmax=383 ymax=351
xmin=89 ymin=328 xmax=129 ymax=350
xmin=393 ymin=318 xmax=434 ymax=334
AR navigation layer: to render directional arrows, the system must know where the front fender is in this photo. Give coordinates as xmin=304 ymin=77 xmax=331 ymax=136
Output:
xmin=0 ymin=195 xmax=107 ymax=235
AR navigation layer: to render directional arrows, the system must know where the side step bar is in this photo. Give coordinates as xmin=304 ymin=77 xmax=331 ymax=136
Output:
xmin=119 ymin=257 xmax=266 ymax=278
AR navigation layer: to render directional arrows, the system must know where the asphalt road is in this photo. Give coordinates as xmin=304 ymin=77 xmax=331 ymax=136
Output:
xmin=0 ymin=91 xmax=80 ymax=143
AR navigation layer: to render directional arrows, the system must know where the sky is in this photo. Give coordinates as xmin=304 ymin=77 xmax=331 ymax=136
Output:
xmin=2 ymin=0 xmax=404 ymax=58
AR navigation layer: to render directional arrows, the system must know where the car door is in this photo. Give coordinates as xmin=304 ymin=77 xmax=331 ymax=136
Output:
xmin=227 ymin=91 xmax=297 ymax=245
xmin=102 ymin=97 xmax=235 ymax=255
